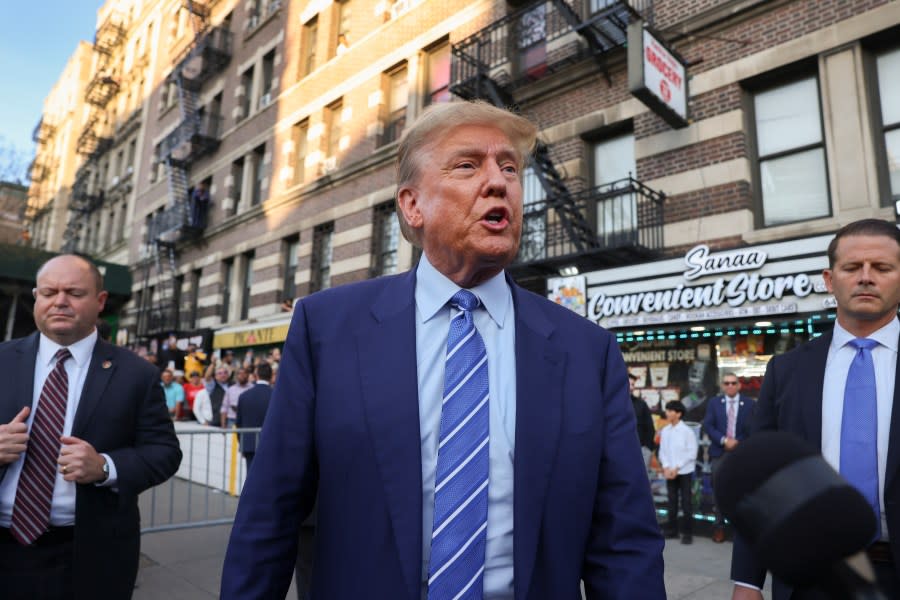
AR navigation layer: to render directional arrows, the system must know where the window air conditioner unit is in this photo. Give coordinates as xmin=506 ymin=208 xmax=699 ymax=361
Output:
xmin=260 ymin=92 xmax=272 ymax=107
xmin=126 ymin=165 xmax=134 ymax=175
xmin=246 ymin=14 xmax=259 ymax=30
xmin=112 ymin=175 xmax=120 ymax=186
xmin=322 ymin=156 xmax=338 ymax=174
xmin=390 ymin=0 xmax=411 ymax=19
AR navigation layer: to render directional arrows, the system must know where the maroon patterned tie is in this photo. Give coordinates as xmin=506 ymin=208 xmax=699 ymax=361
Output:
xmin=10 ymin=348 xmax=72 ymax=546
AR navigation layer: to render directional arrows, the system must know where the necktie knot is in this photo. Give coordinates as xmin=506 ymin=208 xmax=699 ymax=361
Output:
xmin=450 ymin=290 xmax=479 ymax=312
xmin=849 ymin=338 xmax=878 ymax=352
xmin=55 ymin=348 xmax=72 ymax=364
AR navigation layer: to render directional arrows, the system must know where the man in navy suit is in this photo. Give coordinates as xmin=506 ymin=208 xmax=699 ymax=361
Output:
xmin=235 ymin=361 xmax=273 ymax=470
xmin=221 ymin=100 xmax=664 ymax=599
xmin=732 ymin=219 xmax=900 ymax=599
xmin=0 ymin=254 xmax=182 ymax=599
xmin=703 ymin=371 xmax=755 ymax=542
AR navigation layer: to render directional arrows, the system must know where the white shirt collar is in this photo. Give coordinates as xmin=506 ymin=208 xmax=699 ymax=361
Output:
xmin=832 ymin=317 xmax=900 ymax=352
xmin=415 ymin=253 xmax=510 ymax=328
xmin=38 ymin=330 xmax=98 ymax=368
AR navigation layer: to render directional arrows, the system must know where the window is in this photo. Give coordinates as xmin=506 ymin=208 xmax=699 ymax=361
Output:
xmin=425 ymin=41 xmax=451 ymax=106
xmin=519 ymin=167 xmax=547 ymax=262
xmin=593 ymin=132 xmax=636 ymax=243
xmin=292 ymin=119 xmax=309 ymax=184
xmin=250 ymin=144 xmax=266 ymax=206
xmin=230 ymin=157 xmax=245 ymax=214
xmin=325 ymin=100 xmax=343 ymax=159
xmin=240 ymin=251 xmax=254 ymax=321
xmin=301 ymin=17 xmax=318 ymax=77
xmin=239 ymin=67 xmax=254 ymax=119
xmin=189 ymin=268 xmax=201 ymax=329
xmin=260 ymin=49 xmax=275 ymax=106
xmin=222 ymin=258 xmax=234 ymax=321
xmin=283 ymin=235 xmax=300 ymax=300
xmin=333 ymin=0 xmax=351 ymax=57
xmin=311 ymin=222 xmax=334 ymax=292
xmin=753 ymin=77 xmax=829 ymax=226
xmin=876 ymin=48 xmax=900 ymax=204
xmin=371 ymin=202 xmax=399 ymax=276
xmin=381 ymin=65 xmax=408 ymax=146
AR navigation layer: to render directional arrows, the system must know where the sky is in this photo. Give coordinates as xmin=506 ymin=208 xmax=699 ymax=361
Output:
xmin=0 ymin=1 xmax=106 ymax=169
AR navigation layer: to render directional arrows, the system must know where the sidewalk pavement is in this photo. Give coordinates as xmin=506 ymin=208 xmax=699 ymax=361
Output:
xmin=134 ymin=520 xmax=770 ymax=599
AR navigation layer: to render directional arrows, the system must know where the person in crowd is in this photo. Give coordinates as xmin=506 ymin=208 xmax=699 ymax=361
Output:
xmin=0 ymin=254 xmax=181 ymax=599
xmin=235 ymin=362 xmax=273 ymax=470
xmin=161 ymin=368 xmax=185 ymax=420
xmin=732 ymin=219 xmax=900 ymax=599
xmin=221 ymin=100 xmax=664 ymax=599
xmin=221 ymin=367 xmax=253 ymax=428
xmin=703 ymin=371 xmax=755 ymax=543
xmin=183 ymin=344 xmax=207 ymax=381
xmin=207 ymin=366 xmax=230 ymax=422
xmin=629 ymin=372 xmax=656 ymax=475
xmin=219 ymin=349 xmax=237 ymax=381
xmin=181 ymin=370 xmax=204 ymax=421
xmin=158 ymin=333 xmax=184 ymax=373
xmin=659 ymin=399 xmax=698 ymax=545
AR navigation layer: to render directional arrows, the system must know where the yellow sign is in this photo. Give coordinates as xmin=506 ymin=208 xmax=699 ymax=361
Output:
xmin=214 ymin=323 xmax=291 ymax=349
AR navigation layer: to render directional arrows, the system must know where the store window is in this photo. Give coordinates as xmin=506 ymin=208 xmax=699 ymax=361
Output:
xmin=753 ymin=77 xmax=830 ymax=226
xmin=371 ymin=202 xmax=399 ymax=277
xmin=311 ymin=221 xmax=334 ymax=292
xmin=876 ymin=48 xmax=900 ymax=204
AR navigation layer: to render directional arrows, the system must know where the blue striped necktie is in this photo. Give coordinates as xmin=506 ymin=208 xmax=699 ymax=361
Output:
xmin=428 ymin=290 xmax=489 ymax=600
xmin=841 ymin=337 xmax=881 ymax=539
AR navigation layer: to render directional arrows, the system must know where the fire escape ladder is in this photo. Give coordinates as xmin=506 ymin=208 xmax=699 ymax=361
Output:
xmin=531 ymin=141 xmax=598 ymax=252
xmin=153 ymin=241 xmax=180 ymax=334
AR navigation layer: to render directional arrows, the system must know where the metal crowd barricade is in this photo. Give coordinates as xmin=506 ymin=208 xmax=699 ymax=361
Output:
xmin=140 ymin=422 xmax=262 ymax=534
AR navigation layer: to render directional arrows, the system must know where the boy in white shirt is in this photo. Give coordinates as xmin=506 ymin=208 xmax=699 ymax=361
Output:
xmin=659 ymin=400 xmax=699 ymax=544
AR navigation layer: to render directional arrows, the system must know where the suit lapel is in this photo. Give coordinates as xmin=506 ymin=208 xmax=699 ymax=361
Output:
xmin=7 ymin=334 xmax=38 ymax=420
xmin=356 ymin=271 xmax=422 ymax=600
xmin=510 ymin=285 xmax=565 ymax=600
xmin=800 ymin=332 xmax=831 ymax=449
xmin=72 ymin=339 xmax=115 ymax=437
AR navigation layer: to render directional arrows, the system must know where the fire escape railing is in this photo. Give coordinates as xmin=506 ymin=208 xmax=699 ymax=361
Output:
xmin=515 ymin=176 xmax=665 ymax=267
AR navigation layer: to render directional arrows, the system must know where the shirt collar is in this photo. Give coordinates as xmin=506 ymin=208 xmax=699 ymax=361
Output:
xmin=38 ymin=330 xmax=98 ymax=368
xmin=832 ymin=317 xmax=900 ymax=352
xmin=255 ymin=380 xmax=270 ymax=386
xmin=415 ymin=253 xmax=511 ymax=328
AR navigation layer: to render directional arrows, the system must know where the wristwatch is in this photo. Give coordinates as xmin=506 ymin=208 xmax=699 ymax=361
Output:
xmin=100 ymin=458 xmax=110 ymax=483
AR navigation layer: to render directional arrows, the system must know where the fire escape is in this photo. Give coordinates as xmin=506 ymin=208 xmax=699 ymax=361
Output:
xmin=23 ymin=118 xmax=58 ymax=241
xmin=136 ymin=1 xmax=232 ymax=337
xmin=64 ymin=10 xmax=125 ymax=253
xmin=450 ymin=0 xmax=665 ymax=286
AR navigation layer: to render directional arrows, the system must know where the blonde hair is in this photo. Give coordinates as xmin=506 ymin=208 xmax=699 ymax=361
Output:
xmin=395 ymin=100 xmax=538 ymax=245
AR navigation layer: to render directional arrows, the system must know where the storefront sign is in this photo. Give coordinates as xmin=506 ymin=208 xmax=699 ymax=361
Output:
xmin=214 ymin=323 xmax=291 ymax=349
xmin=551 ymin=234 xmax=835 ymax=329
xmin=628 ymin=20 xmax=689 ymax=129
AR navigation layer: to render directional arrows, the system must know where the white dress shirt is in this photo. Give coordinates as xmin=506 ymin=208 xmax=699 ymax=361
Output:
xmin=722 ymin=394 xmax=740 ymax=443
xmin=822 ymin=318 xmax=898 ymax=540
xmin=0 ymin=331 xmax=118 ymax=528
xmin=659 ymin=420 xmax=698 ymax=475
xmin=415 ymin=255 xmax=516 ymax=599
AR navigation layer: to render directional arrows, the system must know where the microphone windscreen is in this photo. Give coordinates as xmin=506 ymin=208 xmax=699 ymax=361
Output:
xmin=714 ymin=431 xmax=877 ymax=585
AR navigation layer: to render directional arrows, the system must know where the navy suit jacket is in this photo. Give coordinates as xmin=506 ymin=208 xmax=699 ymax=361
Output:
xmin=731 ymin=330 xmax=900 ymax=599
xmin=0 ymin=333 xmax=182 ymax=599
xmin=702 ymin=392 xmax=755 ymax=459
xmin=221 ymin=270 xmax=665 ymax=600
xmin=235 ymin=382 xmax=271 ymax=455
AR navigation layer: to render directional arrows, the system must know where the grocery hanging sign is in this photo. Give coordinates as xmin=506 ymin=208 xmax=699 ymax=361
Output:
xmin=628 ymin=20 xmax=689 ymax=129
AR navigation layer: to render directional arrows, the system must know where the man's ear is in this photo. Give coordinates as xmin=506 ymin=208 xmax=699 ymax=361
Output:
xmin=397 ymin=186 xmax=423 ymax=230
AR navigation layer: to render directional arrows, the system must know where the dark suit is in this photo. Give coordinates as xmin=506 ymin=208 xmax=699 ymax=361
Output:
xmin=0 ymin=333 xmax=182 ymax=599
xmin=731 ymin=330 xmax=900 ymax=599
xmin=235 ymin=382 xmax=271 ymax=467
xmin=703 ymin=393 xmax=755 ymax=459
xmin=221 ymin=270 xmax=664 ymax=599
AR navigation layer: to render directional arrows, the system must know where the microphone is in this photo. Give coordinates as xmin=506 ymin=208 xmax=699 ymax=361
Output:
xmin=714 ymin=430 xmax=887 ymax=599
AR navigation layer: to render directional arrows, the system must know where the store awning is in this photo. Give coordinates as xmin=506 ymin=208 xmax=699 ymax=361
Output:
xmin=0 ymin=243 xmax=131 ymax=297
xmin=213 ymin=314 xmax=293 ymax=349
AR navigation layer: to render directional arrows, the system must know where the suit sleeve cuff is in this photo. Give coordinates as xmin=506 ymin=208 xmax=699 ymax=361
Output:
xmin=733 ymin=580 xmax=762 ymax=591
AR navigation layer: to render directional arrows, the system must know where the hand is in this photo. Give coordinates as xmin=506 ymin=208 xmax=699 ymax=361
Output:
xmin=732 ymin=585 xmax=763 ymax=600
xmin=58 ymin=436 xmax=106 ymax=484
xmin=724 ymin=438 xmax=739 ymax=451
xmin=0 ymin=407 xmax=30 ymax=465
